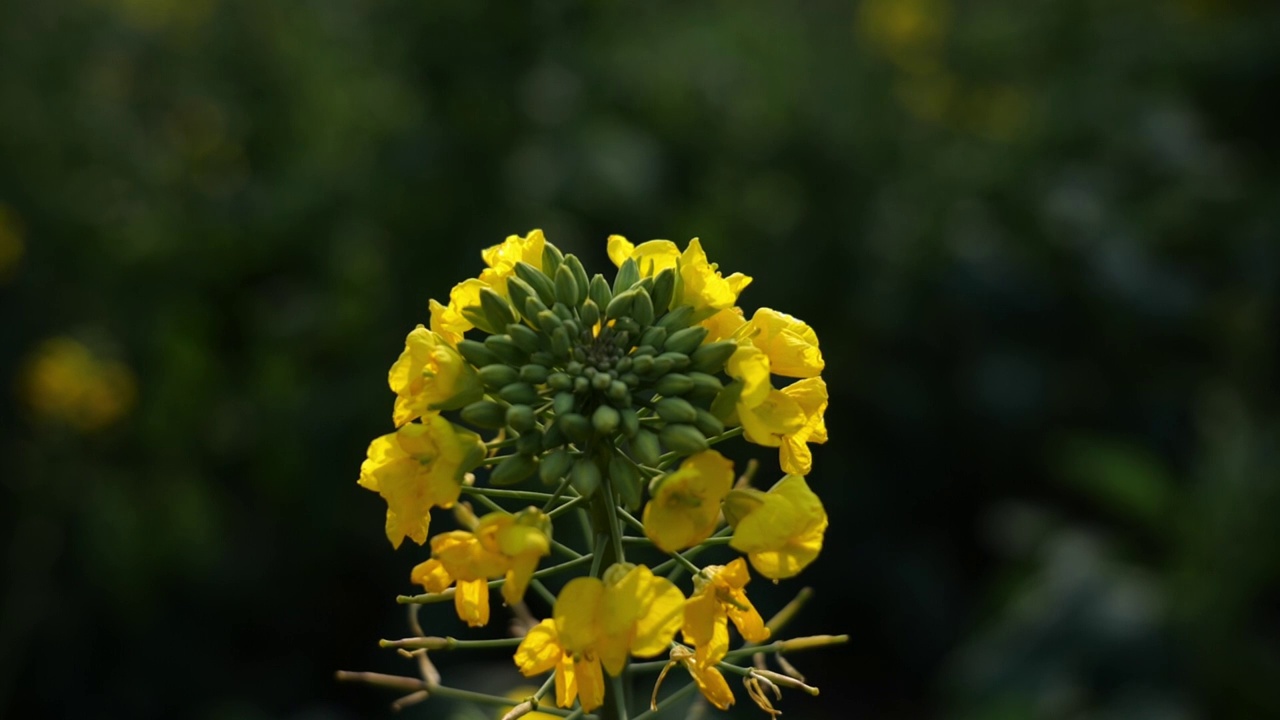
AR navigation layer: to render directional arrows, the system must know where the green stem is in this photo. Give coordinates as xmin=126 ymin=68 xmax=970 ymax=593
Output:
xmin=461 ymin=486 xmax=561 ymax=503
xmin=632 ymin=680 xmax=697 ymax=719
xmin=397 ymin=554 xmax=592 ymax=604
xmin=547 ymin=494 xmax=590 ymax=520
xmin=541 ymin=474 xmax=575 ymax=513
xmin=608 ymin=673 xmax=630 ymax=720
xmin=379 ymin=636 xmax=522 ymax=651
xmin=425 ymin=684 xmax=587 ymax=716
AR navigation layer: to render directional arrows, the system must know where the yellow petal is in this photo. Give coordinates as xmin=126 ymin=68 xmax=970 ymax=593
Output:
xmin=553 ymin=577 xmax=604 ymax=653
xmin=410 ymin=559 xmax=453 ymax=594
xmin=554 ymin=652 xmax=578 ymax=709
xmin=629 ymin=240 xmax=681 ymax=277
xmin=502 ymin=552 xmax=540 ymax=607
xmin=606 ymin=234 xmax=636 ymax=267
xmin=574 ymin=657 xmax=605 ymax=713
xmin=643 ymin=451 xmax=735 ymax=553
xmin=454 ymin=577 xmax=491 ymax=627
xmin=701 ymin=306 xmax=747 ymax=343
xmin=687 ymin=661 xmax=735 ymax=710
xmin=678 ymin=238 xmax=752 ymax=311
xmin=682 ymin=585 xmax=728 ymax=666
xmin=626 ymin=569 xmax=685 ymax=658
xmin=749 ymin=308 xmax=824 ymax=378
xmin=739 ymin=388 xmax=806 ymax=448
xmin=730 ymin=475 xmax=828 ymax=580
xmin=515 ymin=619 xmax=562 ymax=677
xmin=727 ymin=345 xmax=771 ymax=409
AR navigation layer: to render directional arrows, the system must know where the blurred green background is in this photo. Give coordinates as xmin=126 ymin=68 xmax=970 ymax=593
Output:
xmin=3 ymin=0 xmax=1279 ymax=718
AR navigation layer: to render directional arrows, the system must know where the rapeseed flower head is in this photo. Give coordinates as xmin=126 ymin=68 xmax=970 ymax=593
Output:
xmin=358 ymin=415 xmax=485 ymax=548
xmin=350 ymin=230 xmax=840 ymax=716
xmin=389 ymin=325 xmax=484 ymax=426
xmin=643 ymin=450 xmax=735 ymax=553
xmin=726 ymin=475 xmax=828 ymax=579
xmin=20 ymin=337 xmax=137 ymax=432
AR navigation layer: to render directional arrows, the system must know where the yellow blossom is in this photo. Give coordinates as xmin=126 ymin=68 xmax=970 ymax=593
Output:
xmin=20 ymin=337 xmax=136 ymax=432
xmin=515 ymin=564 xmax=682 ymax=711
xmin=727 ymin=475 xmax=828 ymax=580
xmin=606 ymin=235 xmax=680 ymax=276
xmin=656 ymin=645 xmax=736 ymax=711
xmin=700 ymin=306 xmax=747 ymax=343
xmin=747 ymin=308 xmax=824 ymax=378
xmin=429 ymin=278 xmax=486 ymax=347
xmin=737 ymin=378 xmax=828 ymax=476
xmin=388 ymin=325 xmax=483 ymax=426
xmin=642 ymin=450 xmax=735 ymax=553
xmin=409 ymin=510 xmax=550 ymax=625
xmin=678 ymin=239 xmax=752 ymax=313
xmin=682 ymin=558 xmax=770 ymax=668
xmin=357 ymin=415 xmax=485 ymax=549
xmin=479 ymin=229 xmax=546 ymax=292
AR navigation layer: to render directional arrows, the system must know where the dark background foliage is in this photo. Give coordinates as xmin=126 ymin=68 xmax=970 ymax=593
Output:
xmin=2 ymin=1 xmax=1278 ymax=718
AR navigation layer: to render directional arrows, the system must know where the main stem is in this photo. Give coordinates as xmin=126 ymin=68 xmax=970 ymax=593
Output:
xmin=589 ymin=464 xmax=629 ymax=720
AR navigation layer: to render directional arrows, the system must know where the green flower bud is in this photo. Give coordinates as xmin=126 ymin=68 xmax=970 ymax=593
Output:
xmin=650 ymin=267 xmax=676 ymax=313
xmin=540 ymin=448 xmax=574 ymax=485
xmin=552 ymin=302 xmax=574 ymax=322
xmin=461 ymin=305 xmax=500 ymax=335
xmin=580 ymin=299 xmax=601 ymax=329
xmin=515 ymin=261 xmax=556 ymax=305
xmin=591 ymin=372 xmax=611 ymax=391
xmin=613 ymin=317 xmax=641 ymax=337
xmin=631 ymin=429 xmax=661 ymax=466
xmin=648 ymin=354 xmax=674 ymax=376
xmin=592 ymin=404 xmax=621 ymax=435
xmin=638 ymin=325 xmax=667 ymax=349
xmin=570 ymin=457 xmax=601 ymax=497
xmin=558 ymin=412 xmax=593 ymax=445
xmin=613 ymin=257 xmax=640 ymax=295
xmin=687 ymin=371 xmax=724 ymax=397
xmin=609 ymin=452 xmax=642 ymax=510
xmin=541 ymin=243 xmax=564 ymax=277
xmin=632 ymin=289 xmax=655 ymax=326
xmin=478 ymin=364 xmax=519 ymax=390
xmin=615 ymin=356 xmax=633 ymax=372
xmin=657 ymin=351 xmax=690 ymax=371
xmin=663 ymin=326 xmax=709 ymax=355
xmin=525 ymin=296 xmax=551 ymax=323
xmin=519 ymin=363 xmax=550 ymax=384
xmin=536 ymin=309 xmax=563 ymax=335
xmin=693 ymin=407 xmax=725 ymax=438
xmin=506 ymin=277 xmax=538 ymax=323
xmin=564 ymin=254 xmax=591 ymax=306
xmin=656 ymin=304 xmax=695 ymax=331
xmin=498 ymin=382 xmax=539 ymax=405
xmin=479 ymin=287 xmax=517 ymax=330
xmin=541 ymin=420 xmax=567 ymax=450
xmin=550 ymin=326 xmax=572 ymax=360
xmin=516 ymin=429 xmax=543 ymax=455
xmin=490 ymin=453 xmax=538 ymax=486
xmin=605 ymin=289 xmax=634 ymax=321
xmin=573 ymin=376 xmax=589 ymax=394
xmin=552 ymin=391 xmax=576 ymax=416
xmin=619 ymin=407 xmax=640 ymax=438
xmin=456 ymin=339 xmax=500 ymax=368
xmin=506 ymin=404 xmax=536 ymax=432
xmin=632 ymin=354 xmax=654 ymax=376
xmin=607 ymin=380 xmax=630 ymax=405
xmin=659 ymin=423 xmax=709 ymax=454
xmin=588 ymin=274 xmax=613 ymax=311
xmin=461 ymin=400 xmax=509 ymax=429
xmin=484 ymin=335 xmax=528 ymax=365
xmin=655 ymin=397 xmax=698 ymax=424
xmin=529 ymin=351 xmax=555 ymax=367
xmin=547 ymin=372 xmax=573 ymax=391
xmin=631 ymin=345 xmax=657 ymax=357
xmin=554 ymin=264 xmax=579 ymax=308
xmin=503 ymin=324 xmax=539 ymax=354
xmin=690 ymin=340 xmax=738 ymax=374
xmin=655 ymin=373 xmax=694 ymax=396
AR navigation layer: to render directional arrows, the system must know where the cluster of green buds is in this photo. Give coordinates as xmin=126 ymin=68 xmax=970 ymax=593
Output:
xmin=342 ymin=231 xmax=840 ymax=719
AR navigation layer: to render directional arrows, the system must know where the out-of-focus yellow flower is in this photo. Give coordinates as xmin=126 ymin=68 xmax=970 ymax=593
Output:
xmin=747 ymin=308 xmax=824 ymax=378
xmin=358 ymin=415 xmax=485 ymax=549
xmin=678 ymin=239 xmax=752 ymax=313
xmin=726 ymin=475 xmax=827 ymax=580
xmin=0 ymin=204 xmax=23 ymax=282
xmin=479 ymin=229 xmax=546 ymax=292
xmin=515 ymin=563 xmax=682 ymax=711
xmin=856 ymin=0 xmax=951 ymax=75
xmin=20 ymin=337 xmax=136 ymax=432
xmin=643 ymin=450 xmax=735 ymax=553
xmin=410 ymin=509 xmax=550 ymax=626
xmin=388 ymin=325 xmax=483 ymax=426
xmin=682 ymin=558 xmax=770 ymax=668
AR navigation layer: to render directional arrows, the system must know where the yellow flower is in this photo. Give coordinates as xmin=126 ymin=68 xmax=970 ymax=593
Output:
xmin=357 ymin=415 xmax=485 ymax=549
xmin=682 ymin=558 xmax=770 ymax=668
xmin=388 ymin=325 xmax=483 ymax=427
xmin=20 ymin=337 xmax=136 ymax=432
xmin=655 ymin=645 xmax=736 ymax=711
xmin=747 ymin=308 xmax=824 ymax=378
xmin=479 ymin=229 xmax=546 ymax=292
xmin=677 ymin=239 xmax=752 ymax=313
xmin=642 ymin=450 xmax=735 ymax=553
xmin=606 ymin=235 xmax=680 ymax=276
xmin=429 ymin=278 xmax=486 ymax=347
xmin=727 ymin=475 xmax=828 ymax=580
xmin=700 ymin=306 xmax=747 ymax=343
xmin=409 ymin=510 xmax=551 ymax=625
xmin=743 ymin=379 xmax=828 ymax=475
xmin=515 ymin=564 xmax=683 ymax=711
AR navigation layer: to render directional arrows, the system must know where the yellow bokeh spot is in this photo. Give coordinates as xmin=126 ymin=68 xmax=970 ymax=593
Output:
xmin=20 ymin=337 xmax=137 ymax=432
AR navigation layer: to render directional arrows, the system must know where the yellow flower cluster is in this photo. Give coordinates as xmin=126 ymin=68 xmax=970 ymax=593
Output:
xmin=350 ymin=231 xmax=838 ymax=717
xmin=20 ymin=337 xmax=137 ymax=432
